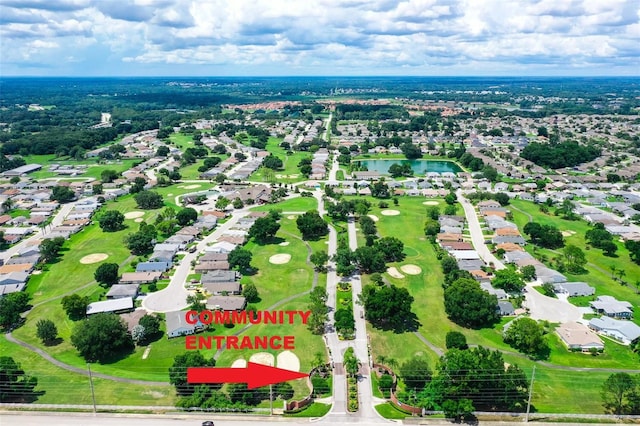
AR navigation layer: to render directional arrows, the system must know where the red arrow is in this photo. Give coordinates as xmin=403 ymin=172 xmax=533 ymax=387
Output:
xmin=187 ymin=362 xmax=308 ymax=389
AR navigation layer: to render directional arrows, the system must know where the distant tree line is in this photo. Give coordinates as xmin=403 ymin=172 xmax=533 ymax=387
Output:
xmin=521 ymin=141 xmax=600 ymax=169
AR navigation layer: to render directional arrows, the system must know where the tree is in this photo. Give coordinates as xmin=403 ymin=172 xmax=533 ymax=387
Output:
xmin=248 ymin=216 xmax=280 ymax=243
xmin=374 ymin=236 xmax=405 ymax=262
xmin=169 ymin=351 xmax=216 ymax=396
xmin=296 ymin=210 xmax=329 ymax=240
xmin=445 ymin=331 xmax=468 ymax=350
xmin=353 ymin=246 xmax=387 ymax=273
xmin=0 ymin=357 xmax=38 ymax=402
xmin=156 ymin=145 xmax=170 ymax=157
xmin=36 ymin=319 xmax=58 ymax=345
xmin=424 ymin=219 xmax=440 ymax=237
xmin=101 ymin=169 xmax=119 ymax=183
xmin=0 ymin=292 xmax=31 ymax=330
xmin=563 ymin=244 xmax=587 ymax=273
xmin=425 ymin=346 xmax=528 ymax=412
xmin=176 ymin=208 xmax=198 ymax=226
xmin=124 ymin=231 xmax=154 ymax=255
xmin=232 ymin=197 xmax=244 ymax=209
xmin=520 ymin=265 xmax=536 ymax=281
xmin=400 ymin=142 xmax=422 ymax=159
xmin=343 ymin=347 xmax=359 ymax=377
xmin=39 ymin=237 xmax=65 ymax=263
xmin=400 ymin=357 xmax=431 ymax=390
xmin=71 ymin=313 xmax=134 ymax=363
xmin=228 ymin=247 xmax=252 ymax=272
xmin=370 ymin=180 xmax=390 ymax=198
xmin=134 ymin=190 xmax=164 ymax=209
xmin=491 ymin=268 xmax=525 ymax=293
xmin=262 ymin=154 xmax=283 ymax=170
xmin=51 ymin=185 xmax=75 ymax=203
xmin=523 ymin=222 xmax=564 ymax=249
xmin=360 ymin=284 xmax=416 ymax=332
xmin=334 ymin=308 xmax=355 ymax=338
xmin=494 ymin=192 xmax=510 ymax=206
xmin=310 ymin=250 xmax=329 ymax=272
xmin=444 ymin=278 xmax=499 ymax=328
xmin=215 ymin=196 xmax=230 ymax=210
xmin=601 ymin=373 xmax=638 ymax=415
xmin=442 ymin=398 xmax=475 ymax=422
xmin=94 ymin=262 xmax=119 ymax=287
xmin=61 ymin=294 xmax=89 ymax=320
xmin=138 ymin=314 xmax=161 ymax=342
xmin=308 ymin=286 xmax=328 ymax=335
xmin=503 ymin=317 xmax=549 ymax=359
xmin=242 ymin=283 xmax=259 ymax=303
xmin=131 ymin=325 xmax=145 ymax=345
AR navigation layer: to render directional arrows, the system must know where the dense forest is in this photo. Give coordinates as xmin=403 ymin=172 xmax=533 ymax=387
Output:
xmin=520 ymin=141 xmax=601 ymax=169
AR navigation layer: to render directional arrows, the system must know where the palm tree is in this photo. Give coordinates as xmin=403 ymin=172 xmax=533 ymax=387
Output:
xmin=610 ymin=265 xmax=617 ymax=280
xmin=376 ymin=355 xmax=387 ymax=370
xmin=386 ymin=358 xmax=399 ymax=374
xmin=617 ymin=269 xmax=626 ymax=285
xmin=1 ymin=198 xmax=14 ymax=213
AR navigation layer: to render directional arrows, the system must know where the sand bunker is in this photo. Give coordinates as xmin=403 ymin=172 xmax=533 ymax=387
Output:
xmin=249 ymin=352 xmax=275 ymax=366
xmin=381 ymin=209 xmax=400 ymax=216
xmin=134 ymin=218 xmax=144 ymax=223
xmin=387 ymin=267 xmax=405 ymax=279
xmin=124 ymin=211 xmax=145 ymax=219
xmin=183 ymin=184 xmax=201 ymax=189
xmin=276 ymin=350 xmax=300 ymax=372
xmin=269 ymin=254 xmax=291 ymax=264
xmin=80 ymin=253 xmax=108 ymax=264
xmin=423 ymin=201 xmax=439 ymax=205
xmin=287 ymin=215 xmax=296 ymax=220
xmin=367 ymin=214 xmax=379 ymax=222
xmin=401 ymin=264 xmax=422 ymax=275
xmin=279 ymin=241 xmax=290 ymax=246
xmin=561 ymin=230 xmax=576 ymax=237
xmin=231 ymin=359 xmax=247 ymax=368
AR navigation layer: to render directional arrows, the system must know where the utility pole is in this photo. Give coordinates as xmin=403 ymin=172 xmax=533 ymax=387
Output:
xmin=87 ymin=363 xmax=97 ymax=414
xmin=525 ymin=365 xmax=536 ymax=422
xmin=269 ymin=384 xmax=273 ymax=415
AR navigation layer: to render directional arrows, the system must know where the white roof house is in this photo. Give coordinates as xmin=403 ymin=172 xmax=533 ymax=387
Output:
xmin=86 ymin=297 xmax=134 ymax=315
xmin=590 ymin=296 xmax=633 ymax=319
xmin=166 ymin=310 xmax=205 ymax=338
xmin=589 ymin=316 xmax=640 ymax=346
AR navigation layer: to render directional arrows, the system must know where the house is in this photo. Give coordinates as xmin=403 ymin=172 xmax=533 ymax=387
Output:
xmin=86 ymin=297 xmax=134 ymax=315
xmin=451 ymin=250 xmax=481 ymax=260
xmin=206 ymin=295 xmax=247 ymax=311
xmin=195 ymin=261 xmax=231 ymax=273
xmin=589 ymin=316 xmax=640 ymax=345
xmin=136 ymin=261 xmax=172 ymax=273
xmin=199 ymin=252 xmax=229 ymax=262
xmin=480 ymin=282 xmax=508 ymax=299
xmin=202 ymin=281 xmax=242 ymax=295
xmin=437 ymin=233 xmax=463 ymax=243
xmin=492 ymin=235 xmax=526 ymax=245
xmin=590 ymin=296 xmax=633 ymax=319
xmin=166 ymin=310 xmax=205 ymax=338
xmin=503 ymin=251 xmax=534 ymax=264
xmin=205 ymin=241 xmax=237 ymax=253
xmin=556 ymin=322 xmax=604 ymax=352
xmin=201 ymin=270 xmax=239 ymax=283
xmin=496 ymin=243 xmax=524 ymax=252
xmin=0 ymin=263 xmax=33 ymax=274
xmin=553 ymin=282 xmax=595 ymax=297
xmin=457 ymin=259 xmax=486 ymax=271
xmin=497 ymin=301 xmax=515 ymax=316
xmin=535 ymin=266 xmax=567 ymax=283
xmin=441 ymin=242 xmax=475 ymax=251
xmin=106 ymin=284 xmax=140 ymax=299
xmin=149 ymin=251 xmax=175 ymax=264
xmin=120 ymin=271 xmax=162 ymax=284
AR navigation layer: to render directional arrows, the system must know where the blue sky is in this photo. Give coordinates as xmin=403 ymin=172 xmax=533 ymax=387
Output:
xmin=0 ymin=0 xmax=638 ymax=76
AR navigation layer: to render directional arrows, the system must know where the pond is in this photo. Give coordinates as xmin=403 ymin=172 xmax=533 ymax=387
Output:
xmin=355 ymin=159 xmax=462 ymax=175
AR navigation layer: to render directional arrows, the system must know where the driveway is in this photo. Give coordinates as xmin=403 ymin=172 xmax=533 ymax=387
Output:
xmin=524 ymin=283 xmax=582 ymax=323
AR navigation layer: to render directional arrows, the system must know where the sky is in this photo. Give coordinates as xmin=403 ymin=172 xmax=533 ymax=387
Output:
xmin=0 ymin=0 xmax=639 ymax=77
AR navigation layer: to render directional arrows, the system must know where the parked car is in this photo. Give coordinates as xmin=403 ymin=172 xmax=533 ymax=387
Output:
xmin=202 ymin=421 xmax=214 ymax=426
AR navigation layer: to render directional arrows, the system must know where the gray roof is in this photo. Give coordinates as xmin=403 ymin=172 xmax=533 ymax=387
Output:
xmin=553 ymin=282 xmax=595 ymax=297
xmin=166 ymin=310 xmax=203 ymax=335
xmin=497 ymin=301 xmax=515 ymax=315
xmin=590 ymin=296 xmax=633 ymax=315
xmin=201 ymin=270 xmax=238 ymax=283
xmin=203 ymin=281 xmax=241 ymax=294
xmin=206 ymin=295 xmax=246 ymax=311
xmin=136 ymin=261 xmax=171 ymax=272
xmin=589 ymin=316 xmax=640 ymax=342
xmin=106 ymin=284 xmax=139 ymax=298
xmin=457 ymin=259 xmax=486 ymax=271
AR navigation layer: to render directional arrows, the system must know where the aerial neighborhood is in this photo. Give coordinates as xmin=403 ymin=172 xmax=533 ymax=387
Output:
xmin=0 ymin=78 xmax=639 ymax=420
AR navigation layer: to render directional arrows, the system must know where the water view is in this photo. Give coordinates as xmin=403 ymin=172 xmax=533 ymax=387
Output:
xmin=356 ymin=159 xmax=462 ymax=175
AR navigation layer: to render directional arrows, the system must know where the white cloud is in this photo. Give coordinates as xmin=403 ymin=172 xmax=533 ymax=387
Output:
xmin=0 ymin=0 xmax=638 ymax=75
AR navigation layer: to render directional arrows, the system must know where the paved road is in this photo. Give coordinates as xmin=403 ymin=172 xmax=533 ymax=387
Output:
xmin=456 ymin=190 xmax=505 ymax=270
xmin=523 ymin=284 xmax=582 ymax=323
xmin=142 ymin=210 xmax=249 ymax=313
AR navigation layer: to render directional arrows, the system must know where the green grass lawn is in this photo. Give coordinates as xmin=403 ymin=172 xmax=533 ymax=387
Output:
xmin=285 ymin=402 xmax=331 ymax=417
xmin=22 ymin=154 xmax=139 ymax=180
xmin=249 ymin=137 xmax=310 ymax=184
xmin=375 ymin=402 xmax=410 ymax=419
xmin=252 ymin=196 xmax=318 ymax=213
xmin=0 ymin=335 xmax=175 ymax=406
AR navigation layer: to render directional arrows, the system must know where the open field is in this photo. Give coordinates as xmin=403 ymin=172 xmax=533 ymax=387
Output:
xmin=21 ymin=154 xmax=139 ymax=181
xmin=249 ymin=137 xmax=310 ymax=184
xmin=252 ymin=196 xmax=318 ymax=213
